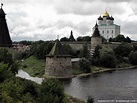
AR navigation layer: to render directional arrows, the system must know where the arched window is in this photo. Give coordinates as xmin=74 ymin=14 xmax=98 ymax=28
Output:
xmin=102 ymin=31 xmax=104 ymax=34
xmin=107 ymin=30 xmax=109 ymax=33
xmin=112 ymin=30 xmax=113 ymax=33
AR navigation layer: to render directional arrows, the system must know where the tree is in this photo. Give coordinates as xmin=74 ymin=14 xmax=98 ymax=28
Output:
xmin=79 ymin=43 xmax=90 ymax=59
xmin=125 ymin=36 xmax=132 ymax=43
xmin=109 ymin=34 xmax=132 ymax=43
xmin=60 ymin=37 xmax=69 ymax=41
xmin=79 ymin=58 xmax=91 ymax=73
xmin=77 ymin=36 xmax=83 ymax=41
xmin=77 ymin=36 xmax=91 ymax=41
xmin=0 ymin=48 xmax=18 ymax=74
xmin=114 ymin=43 xmax=133 ymax=58
xmin=39 ymin=79 xmax=65 ymax=103
xmin=0 ymin=63 xmax=14 ymax=82
xmin=92 ymin=45 xmax=102 ymax=65
xmin=129 ymin=51 xmax=137 ymax=65
xmin=87 ymin=96 xmax=94 ymax=103
xmin=100 ymin=48 xmax=116 ymax=68
xmin=29 ymin=41 xmax=54 ymax=59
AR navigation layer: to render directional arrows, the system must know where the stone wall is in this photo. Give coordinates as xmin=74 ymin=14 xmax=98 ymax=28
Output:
xmin=61 ymin=41 xmax=137 ymax=51
xmin=45 ymin=56 xmax=72 ymax=77
xmin=91 ymin=37 xmax=102 ymax=49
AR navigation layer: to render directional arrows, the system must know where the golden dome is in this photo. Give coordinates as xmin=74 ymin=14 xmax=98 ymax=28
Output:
xmin=103 ymin=11 xmax=109 ymax=17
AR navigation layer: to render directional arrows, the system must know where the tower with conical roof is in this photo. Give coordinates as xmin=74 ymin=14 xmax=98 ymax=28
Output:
xmin=91 ymin=23 xmax=102 ymax=49
xmin=93 ymin=10 xmax=120 ymax=41
xmin=0 ymin=4 xmax=12 ymax=47
xmin=69 ymin=30 xmax=75 ymax=41
xmin=45 ymin=39 xmax=72 ymax=78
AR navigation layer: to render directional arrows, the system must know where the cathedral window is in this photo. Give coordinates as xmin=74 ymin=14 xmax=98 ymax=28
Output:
xmin=102 ymin=31 xmax=104 ymax=34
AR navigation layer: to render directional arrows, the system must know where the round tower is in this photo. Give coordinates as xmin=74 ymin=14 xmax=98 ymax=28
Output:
xmin=45 ymin=39 xmax=72 ymax=78
xmin=91 ymin=23 xmax=102 ymax=49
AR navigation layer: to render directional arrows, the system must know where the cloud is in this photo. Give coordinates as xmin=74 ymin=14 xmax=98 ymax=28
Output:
xmin=0 ymin=0 xmax=137 ymax=41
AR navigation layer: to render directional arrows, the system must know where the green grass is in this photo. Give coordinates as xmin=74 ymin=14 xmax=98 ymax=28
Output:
xmin=19 ymin=56 xmax=45 ymax=77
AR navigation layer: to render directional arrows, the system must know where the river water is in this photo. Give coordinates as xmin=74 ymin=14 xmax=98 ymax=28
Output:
xmin=17 ymin=69 xmax=137 ymax=103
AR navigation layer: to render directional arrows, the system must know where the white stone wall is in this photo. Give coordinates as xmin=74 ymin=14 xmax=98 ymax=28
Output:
xmin=45 ymin=56 xmax=72 ymax=77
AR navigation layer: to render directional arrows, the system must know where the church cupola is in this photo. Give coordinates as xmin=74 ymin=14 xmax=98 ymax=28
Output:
xmin=98 ymin=16 xmax=103 ymax=25
xmin=0 ymin=3 xmax=12 ymax=47
xmin=103 ymin=11 xmax=109 ymax=17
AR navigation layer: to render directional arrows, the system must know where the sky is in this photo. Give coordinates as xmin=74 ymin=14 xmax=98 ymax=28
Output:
xmin=1 ymin=0 xmax=137 ymax=41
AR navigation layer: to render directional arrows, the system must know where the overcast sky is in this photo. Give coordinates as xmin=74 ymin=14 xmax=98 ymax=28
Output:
xmin=1 ymin=0 xmax=137 ymax=41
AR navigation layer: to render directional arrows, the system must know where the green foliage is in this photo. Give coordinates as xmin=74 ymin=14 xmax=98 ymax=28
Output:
xmin=79 ymin=58 xmax=91 ymax=73
xmin=0 ymin=78 xmax=38 ymax=103
xmin=77 ymin=36 xmax=91 ymax=41
xmin=39 ymin=79 xmax=65 ymax=103
xmin=63 ymin=44 xmax=80 ymax=58
xmin=79 ymin=43 xmax=90 ymax=59
xmin=129 ymin=51 xmax=137 ymax=65
xmin=29 ymin=41 xmax=54 ymax=59
xmin=0 ymin=63 xmax=14 ymax=83
xmin=13 ymin=52 xmax=23 ymax=60
xmin=92 ymin=45 xmax=102 ymax=65
xmin=60 ymin=37 xmax=69 ymax=41
xmin=87 ymin=96 xmax=94 ymax=103
xmin=109 ymin=34 xmax=132 ymax=43
xmin=100 ymin=48 xmax=116 ymax=68
xmin=0 ymin=48 xmax=18 ymax=74
xmin=114 ymin=43 xmax=133 ymax=58
xmin=20 ymin=56 xmax=45 ymax=77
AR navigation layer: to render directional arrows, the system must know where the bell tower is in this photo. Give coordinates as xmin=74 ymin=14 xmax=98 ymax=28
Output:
xmin=0 ymin=3 xmax=12 ymax=47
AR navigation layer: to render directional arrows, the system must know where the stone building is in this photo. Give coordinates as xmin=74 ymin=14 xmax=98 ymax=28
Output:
xmin=45 ymin=39 xmax=72 ymax=78
xmin=0 ymin=4 xmax=12 ymax=47
xmin=91 ymin=23 xmax=102 ymax=49
xmin=93 ymin=11 xmax=120 ymax=41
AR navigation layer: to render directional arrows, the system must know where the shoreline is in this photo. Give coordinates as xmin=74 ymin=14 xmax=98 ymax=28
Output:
xmin=44 ymin=66 xmax=137 ymax=79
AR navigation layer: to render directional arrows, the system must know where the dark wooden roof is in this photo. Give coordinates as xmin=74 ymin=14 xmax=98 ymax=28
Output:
xmin=0 ymin=6 xmax=12 ymax=47
xmin=69 ymin=30 xmax=75 ymax=41
xmin=47 ymin=39 xmax=70 ymax=57
xmin=92 ymin=23 xmax=101 ymax=37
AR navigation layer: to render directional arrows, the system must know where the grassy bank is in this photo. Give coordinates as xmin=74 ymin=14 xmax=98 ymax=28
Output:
xmin=19 ymin=56 xmax=45 ymax=77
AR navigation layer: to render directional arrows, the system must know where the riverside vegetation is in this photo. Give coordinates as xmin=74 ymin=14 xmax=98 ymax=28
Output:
xmin=3 ymin=35 xmax=135 ymax=103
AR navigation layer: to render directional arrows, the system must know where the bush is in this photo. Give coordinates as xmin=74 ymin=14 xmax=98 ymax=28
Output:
xmin=87 ymin=96 xmax=94 ymax=103
xmin=79 ymin=58 xmax=91 ymax=73
xmin=100 ymin=48 xmax=116 ymax=68
xmin=129 ymin=51 xmax=137 ymax=65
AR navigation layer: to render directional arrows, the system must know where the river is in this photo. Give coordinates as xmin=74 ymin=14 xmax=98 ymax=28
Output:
xmin=17 ymin=69 xmax=137 ymax=103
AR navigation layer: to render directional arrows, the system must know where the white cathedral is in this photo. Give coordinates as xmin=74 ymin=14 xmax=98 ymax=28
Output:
xmin=93 ymin=11 xmax=120 ymax=41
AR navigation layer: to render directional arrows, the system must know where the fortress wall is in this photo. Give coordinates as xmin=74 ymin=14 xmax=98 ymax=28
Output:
xmin=45 ymin=56 xmax=72 ymax=77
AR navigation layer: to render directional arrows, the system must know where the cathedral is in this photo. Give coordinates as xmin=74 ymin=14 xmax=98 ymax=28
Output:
xmin=93 ymin=11 xmax=120 ymax=41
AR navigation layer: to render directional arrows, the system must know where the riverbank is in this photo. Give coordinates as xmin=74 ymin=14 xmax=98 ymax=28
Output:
xmin=74 ymin=65 xmax=137 ymax=78
xmin=43 ymin=66 xmax=137 ymax=79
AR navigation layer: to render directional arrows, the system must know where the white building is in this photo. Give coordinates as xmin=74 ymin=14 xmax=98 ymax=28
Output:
xmin=93 ymin=11 xmax=120 ymax=41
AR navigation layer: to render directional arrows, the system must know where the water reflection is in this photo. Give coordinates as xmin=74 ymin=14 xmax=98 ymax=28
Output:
xmin=17 ymin=69 xmax=137 ymax=103
xmin=64 ymin=69 xmax=137 ymax=102
xmin=16 ymin=69 xmax=43 ymax=84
